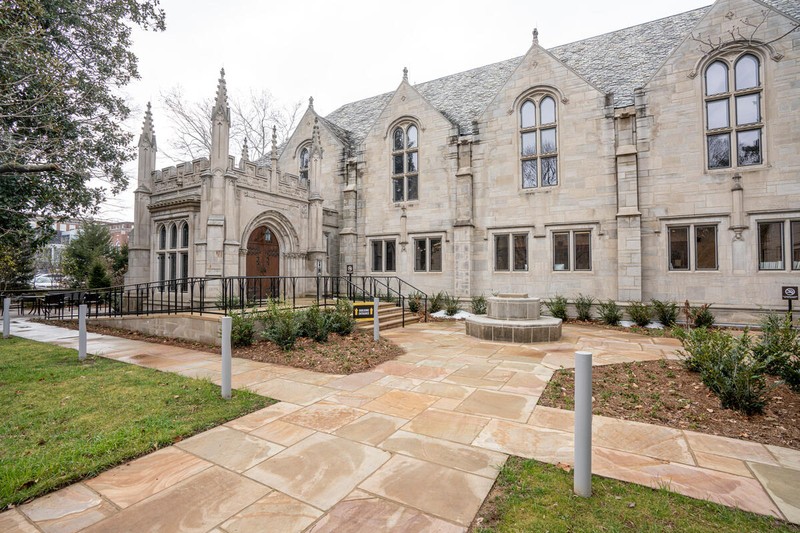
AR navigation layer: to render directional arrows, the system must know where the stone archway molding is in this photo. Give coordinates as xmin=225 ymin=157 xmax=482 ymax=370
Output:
xmin=240 ymin=210 xmax=300 ymax=256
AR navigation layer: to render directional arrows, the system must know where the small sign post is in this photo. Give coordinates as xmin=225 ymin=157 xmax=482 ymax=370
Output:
xmin=221 ymin=316 xmax=232 ymax=400
xmin=3 ymin=297 xmax=10 ymax=339
xmin=783 ymin=286 xmax=798 ymax=320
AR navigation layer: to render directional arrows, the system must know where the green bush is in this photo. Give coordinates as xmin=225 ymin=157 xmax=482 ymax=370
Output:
xmin=471 ymin=294 xmax=487 ymax=315
xmin=753 ymin=313 xmax=800 ymax=391
xmin=651 ymin=299 xmax=678 ymax=327
xmin=544 ymin=295 xmax=568 ymax=320
xmin=597 ymin=300 xmax=622 ymax=326
xmin=443 ymin=292 xmax=461 ymax=316
xmin=299 ymin=304 xmax=329 ymax=342
xmin=230 ymin=312 xmax=256 ymax=347
xmin=627 ymin=301 xmax=652 ymax=327
xmin=407 ymin=292 xmax=422 ymax=313
xmin=690 ymin=303 xmax=715 ymax=328
xmin=262 ymin=303 xmax=300 ymax=350
xmin=674 ymin=327 xmax=771 ymax=414
xmin=326 ymin=298 xmax=356 ymax=336
xmin=429 ymin=291 xmax=445 ymax=314
xmin=574 ymin=294 xmax=594 ymax=321
xmin=87 ymin=259 xmax=111 ymax=289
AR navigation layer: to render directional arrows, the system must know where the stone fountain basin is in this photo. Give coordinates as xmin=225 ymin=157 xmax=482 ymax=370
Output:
xmin=465 ymin=315 xmax=562 ymax=343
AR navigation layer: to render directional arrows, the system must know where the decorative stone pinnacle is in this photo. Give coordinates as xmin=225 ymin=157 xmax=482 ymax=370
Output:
xmin=403 ymin=67 xmax=408 ymax=81
xmin=309 ymin=96 xmax=314 ymax=109
xmin=311 ymin=117 xmax=323 ymax=159
xmin=213 ymin=68 xmax=229 ymax=119
xmin=241 ymin=138 xmax=249 ymax=162
xmin=271 ymin=126 xmax=278 ymax=159
xmin=139 ymin=101 xmax=156 ymax=147
xmin=532 ymin=27 xmax=539 ymax=45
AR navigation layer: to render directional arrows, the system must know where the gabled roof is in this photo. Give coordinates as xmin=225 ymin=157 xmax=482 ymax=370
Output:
xmin=325 ymin=5 xmax=716 ymax=144
xmin=760 ymin=0 xmax=800 ymax=21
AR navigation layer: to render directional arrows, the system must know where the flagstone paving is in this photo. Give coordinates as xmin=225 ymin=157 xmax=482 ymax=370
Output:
xmin=2 ymin=318 xmax=799 ymax=532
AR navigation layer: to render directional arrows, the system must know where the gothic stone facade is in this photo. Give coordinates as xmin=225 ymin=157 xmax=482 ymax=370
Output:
xmin=128 ymin=0 xmax=800 ymax=321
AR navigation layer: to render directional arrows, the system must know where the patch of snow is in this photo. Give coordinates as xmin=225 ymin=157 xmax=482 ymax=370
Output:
xmin=619 ymin=320 xmax=665 ymax=329
xmin=431 ymin=310 xmax=474 ymax=320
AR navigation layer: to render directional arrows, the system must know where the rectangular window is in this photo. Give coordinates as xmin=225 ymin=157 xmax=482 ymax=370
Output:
xmin=553 ymin=232 xmax=569 ymax=271
xmin=371 ymin=239 xmax=396 ymax=272
xmin=157 ymin=254 xmax=165 ymax=284
xmin=392 ymin=178 xmax=404 ymax=202
xmin=407 ymin=175 xmax=418 ymax=201
xmin=707 ymin=133 xmax=731 ymax=169
xmin=695 ymin=225 xmax=718 ymax=270
xmin=514 ymin=234 xmax=527 ymax=271
xmin=495 ymin=235 xmax=509 ymax=271
xmin=414 ymin=237 xmax=442 ymax=272
xmin=180 ymin=252 xmax=189 ymax=292
xmin=553 ymin=231 xmax=592 ymax=271
xmin=759 ymin=221 xmax=783 ymax=270
xmin=669 ymin=227 xmax=690 ymax=270
xmin=574 ymin=231 xmax=591 ymax=270
xmin=792 ymin=221 xmax=800 ymax=270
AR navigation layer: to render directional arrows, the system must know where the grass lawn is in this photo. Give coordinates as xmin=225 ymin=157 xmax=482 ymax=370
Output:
xmin=0 ymin=337 xmax=274 ymax=509
xmin=472 ymin=457 xmax=799 ymax=532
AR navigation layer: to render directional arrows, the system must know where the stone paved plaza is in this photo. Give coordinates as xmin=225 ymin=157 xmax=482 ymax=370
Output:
xmin=1 ymin=318 xmax=799 ymax=532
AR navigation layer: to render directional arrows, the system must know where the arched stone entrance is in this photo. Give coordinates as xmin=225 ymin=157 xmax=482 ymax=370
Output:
xmin=246 ymin=225 xmax=280 ymax=299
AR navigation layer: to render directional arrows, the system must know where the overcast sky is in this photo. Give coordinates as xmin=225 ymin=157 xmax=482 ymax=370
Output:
xmin=100 ymin=0 xmax=713 ymax=221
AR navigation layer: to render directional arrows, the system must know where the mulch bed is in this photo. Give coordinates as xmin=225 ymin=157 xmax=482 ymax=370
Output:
xmin=32 ymin=319 xmax=403 ymax=375
xmin=539 ymin=359 xmax=800 ymax=450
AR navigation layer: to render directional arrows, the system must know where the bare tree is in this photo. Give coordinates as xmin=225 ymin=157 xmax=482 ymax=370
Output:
xmin=159 ymin=86 xmax=301 ymax=163
xmin=691 ymin=9 xmax=799 ymax=55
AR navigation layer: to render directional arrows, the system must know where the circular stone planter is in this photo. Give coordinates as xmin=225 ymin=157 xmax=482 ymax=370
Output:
xmin=466 ymin=293 xmax=562 ymax=343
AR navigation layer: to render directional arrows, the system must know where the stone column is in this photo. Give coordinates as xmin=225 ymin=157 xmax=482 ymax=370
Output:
xmin=615 ymin=109 xmax=642 ymax=302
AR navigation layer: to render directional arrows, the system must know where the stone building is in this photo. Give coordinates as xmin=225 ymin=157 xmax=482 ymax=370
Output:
xmin=128 ymin=0 xmax=800 ymax=321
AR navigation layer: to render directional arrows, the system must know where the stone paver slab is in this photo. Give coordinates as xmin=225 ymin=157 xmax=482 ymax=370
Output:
xmin=413 ymin=381 xmax=474 ymax=400
xmin=20 ymin=484 xmax=115 ymax=533
xmin=224 ymin=402 xmax=302 ymax=432
xmin=455 ymin=389 xmax=538 ymax=423
xmin=176 ymin=426 xmax=284 ymax=472
xmin=85 ymin=447 xmax=212 ymax=508
xmin=403 ymin=409 xmax=490 ymax=444
xmin=500 ymin=372 xmax=549 ymax=395
xmin=82 ymin=466 xmax=269 ymax=533
xmin=250 ymin=379 xmax=334 ymax=406
xmin=0 ymin=510 xmax=39 ymax=533
xmin=334 ymin=412 xmax=407 ymax=446
xmin=325 ymin=372 xmax=385 ymax=391
xmin=766 ymin=444 xmax=800 ymax=471
xmin=244 ymin=432 xmax=390 ymax=510
xmin=362 ymin=389 xmax=439 ymax=419
xmin=593 ymin=416 xmax=694 ymax=465
xmin=693 ymin=451 xmax=753 ymax=478
xmin=220 ymin=490 xmax=322 ymax=533
xmin=281 ymin=401 xmax=367 ymax=433
xmin=473 ymin=419 xmax=573 ymax=464
xmin=308 ymin=489 xmax=464 ymax=533
xmin=750 ymin=462 xmax=800 ymax=523
xmin=684 ymin=431 xmax=778 ymax=465
xmin=381 ymin=430 xmax=507 ymax=478
xmin=359 ymin=455 xmax=494 ymax=526
xmin=250 ymin=419 xmax=316 ymax=446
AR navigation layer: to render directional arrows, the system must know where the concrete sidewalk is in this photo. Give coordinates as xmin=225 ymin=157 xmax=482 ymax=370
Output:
xmin=1 ymin=318 xmax=798 ymax=532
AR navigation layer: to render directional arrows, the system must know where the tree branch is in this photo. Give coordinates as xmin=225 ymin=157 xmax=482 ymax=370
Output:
xmin=0 ymin=162 xmax=62 ymax=174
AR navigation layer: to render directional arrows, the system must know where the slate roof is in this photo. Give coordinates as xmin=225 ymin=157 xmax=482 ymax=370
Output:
xmin=325 ymin=2 xmax=797 ymax=147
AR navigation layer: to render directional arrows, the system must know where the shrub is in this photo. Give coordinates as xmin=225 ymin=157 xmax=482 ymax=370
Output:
xmin=574 ymin=294 xmax=594 ymax=321
xmin=326 ymin=298 xmax=356 ymax=336
xmin=597 ymin=300 xmax=622 ymax=326
xmin=674 ymin=327 xmax=772 ymax=414
xmin=544 ymin=295 xmax=568 ymax=320
xmin=651 ymin=299 xmax=678 ymax=327
xmin=262 ymin=303 xmax=300 ymax=350
xmin=230 ymin=312 xmax=256 ymax=347
xmin=471 ymin=294 xmax=487 ymax=315
xmin=87 ymin=259 xmax=111 ymax=289
xmin=429 ymin=291 xmax=445 ymax=314
xmin=627 ymin=301 xmax=652 ymax=327
xmin=407 ymin=292 xmax=422 ymax=313
xmin=443 ymin=292 xmax=461 ymax=316
xmin=753 ymin=313 xmax=800 ymax=391
xmin=690 ymin=303 xmax=715 ymax=328
xmin=299 ymin=304 xmax=329 ymax=342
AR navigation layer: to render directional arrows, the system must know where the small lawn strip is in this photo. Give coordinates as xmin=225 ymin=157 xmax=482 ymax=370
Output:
xmin=471 ymin=457 xmax=799 ymax=532
xmin=0 ymin=337 xmax=274 ymax=509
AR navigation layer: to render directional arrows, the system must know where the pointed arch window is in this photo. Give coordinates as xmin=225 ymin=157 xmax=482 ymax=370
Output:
xmin=520 ymin=95 xmax=558 ymax=189
xmin=299 ymin=146 xmax=310 ymax=181
xmin=391 ymin=123 xmax=418 ymax=202
xmin=705 ymin=53 xmax=763 ymax=169
xmin=156 ymin=220 xmax=190 ymax=291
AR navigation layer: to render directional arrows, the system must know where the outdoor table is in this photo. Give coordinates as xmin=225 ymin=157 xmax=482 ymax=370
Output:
xmin=18 ymin=294 xmax=44 ymax=315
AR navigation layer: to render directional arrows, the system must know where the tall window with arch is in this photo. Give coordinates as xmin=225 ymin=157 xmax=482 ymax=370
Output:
xmin=391 ymin=123 xmax=418 ymax=202
xmin=299 ymin=146 xmax=310 ymax=181
xmin=156 ymin=221 xmax=190 ymax=291
xmin=705 ymin=53 xmax=763 ymax=169
xmin=520 ymin=95 xmax=558 ymax=189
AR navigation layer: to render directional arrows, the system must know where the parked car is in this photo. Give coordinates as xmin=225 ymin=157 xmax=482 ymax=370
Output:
xmin=33 ymin=274 xmax=62 ymax=289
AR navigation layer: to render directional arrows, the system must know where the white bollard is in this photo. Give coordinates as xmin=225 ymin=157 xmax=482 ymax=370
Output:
xmin=78 ymin=304 xmax=87 ymax=361
xmin=221 ymin=316 xmax=232 ymax=400
xmin=574 ymin=351 xmax=593 ymax=497
xmin=373 ymin=297 xmax=380 ymax=342
xmin=3 ymin=297 xmax=10 ymax=339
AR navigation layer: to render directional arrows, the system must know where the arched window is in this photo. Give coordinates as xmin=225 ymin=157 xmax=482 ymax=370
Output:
xmin=299 ymin=146 xmax=309 ymax=181
xmin=158 ymin=225 xmax=166 ymax=250
xmin=181 ymin=222 xmax=189 ymax=248
xmin=391 ymin=123 xmax=419 ymax=202
xmin=520 ymin=95 xmax=558 ymax=189
xmin=169 ymin=224 xmax=177 ymax=249
xmin=705 ymin=53 xmax=763 ymax=169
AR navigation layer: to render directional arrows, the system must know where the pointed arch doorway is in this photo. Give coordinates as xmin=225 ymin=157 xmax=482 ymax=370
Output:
xmin=246 ymin=225 xmax=280 ymax=299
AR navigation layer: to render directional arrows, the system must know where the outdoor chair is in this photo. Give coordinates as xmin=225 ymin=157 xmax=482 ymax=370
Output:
xmin=42 ymin=293 xmax=65 ymax=319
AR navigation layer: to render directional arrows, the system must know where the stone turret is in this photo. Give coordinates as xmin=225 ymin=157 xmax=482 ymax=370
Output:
xmin=210 ymin=68 xmax=230 ymax=173
xmin=307 ymin=117 xmax=326 ymax=273
xmin=127 ymin=103 xmax=158 ymax=286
